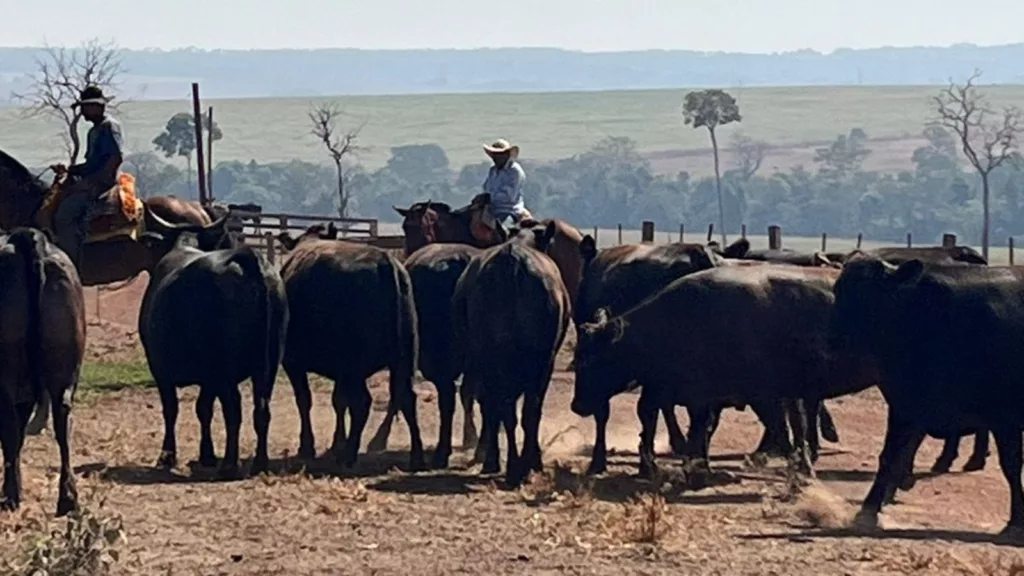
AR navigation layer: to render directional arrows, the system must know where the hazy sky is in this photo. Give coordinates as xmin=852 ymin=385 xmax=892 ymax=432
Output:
xmin=3 ymin=0 xmax=1023 ymax=53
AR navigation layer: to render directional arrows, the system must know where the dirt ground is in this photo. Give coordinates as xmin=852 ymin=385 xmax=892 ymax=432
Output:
xmin=5 ymin=282 xmax=1024 ymax=575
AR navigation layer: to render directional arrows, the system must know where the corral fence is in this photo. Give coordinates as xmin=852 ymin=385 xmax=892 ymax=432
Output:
xmin=224 ymin=205 xmax=406 ymax=264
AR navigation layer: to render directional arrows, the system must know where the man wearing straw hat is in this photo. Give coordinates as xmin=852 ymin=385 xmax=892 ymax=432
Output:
xmin=48 ymin=85 xmax=125 ymax=269
xmin=480 ymin=138 xmax=533 ymax=230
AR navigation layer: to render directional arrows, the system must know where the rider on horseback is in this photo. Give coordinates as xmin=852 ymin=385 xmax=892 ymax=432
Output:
xmin=48 ymin=85 xmax=124 ymax=269
xmin=481 ymin=139 xmax=534 ymax=231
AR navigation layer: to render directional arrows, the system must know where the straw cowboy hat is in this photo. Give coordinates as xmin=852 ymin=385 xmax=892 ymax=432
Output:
xmin=483 ymin=139 xmax=519 ymax=158
xmin=71 ymin=85 xmax=113 ymax=109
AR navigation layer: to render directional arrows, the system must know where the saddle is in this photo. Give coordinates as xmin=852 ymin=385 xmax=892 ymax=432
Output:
xmin=39 ymin=172 xmax=145 ymax=243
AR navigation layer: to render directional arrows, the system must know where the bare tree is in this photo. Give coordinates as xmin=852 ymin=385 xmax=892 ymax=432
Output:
xmin=730 ymin=131 xmax=768 ymax=180
xmin=11 ymin=39 xmax=125 ymax=164
xmin=935 ymin=69 xmax=1022 ymax=259
xmin=308 ymin=102 xmax=365 ymax=219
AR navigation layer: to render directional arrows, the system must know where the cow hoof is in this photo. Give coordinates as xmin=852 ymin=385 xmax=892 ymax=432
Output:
xmin=156 ymin=451 xmax=177 ymax=470
xmin=251 ymin=456 xmax=270 ymax=476
xmin=198 ymin=454 xmax=219 ymax=469
xmin=997 ymin=524 xmax=1024 ymax=543
xmin=219 ymin=463 xmax=242 ymax=480
xmin=56 ymin=496 xmax=78 ymax=518
xmin=852 ymin=510 xmax=880 ymax=531
xmin=585 ymin=460 xmax=607 ymax=477
xmin=0 ymin=498 xmax=19 ymax=513
xmin=366 ymin=435 xmax=389 ymax=454
xmin=964 ymin=457 xmax=987 ymax=472
xmin=638 ymin=462 xmax=659 ymax=480
xmin=481 ymin=461 xmax=500 ymax=475
xmin=430 ymin=452 xmax=450 ymax=470
xmin=462 ymin=431 xmax=479 ymax=451
xmin=930 ymin=458 xmax=953 ymax=474
xmin=898 ymin=474 xmax=916 ymax=492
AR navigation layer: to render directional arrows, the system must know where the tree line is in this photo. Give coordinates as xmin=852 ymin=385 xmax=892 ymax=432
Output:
xmin=109 ymin=124 xmax=1023 ymax=246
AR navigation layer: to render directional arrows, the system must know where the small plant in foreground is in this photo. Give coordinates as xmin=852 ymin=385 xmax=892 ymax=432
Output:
xmin=4 ymin=495 xmax=126 ymax=576
xmin=619 ymin=492 xmax=669 ymax=544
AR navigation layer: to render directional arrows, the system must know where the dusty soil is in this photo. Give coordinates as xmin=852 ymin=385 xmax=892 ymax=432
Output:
xmin=5 ymin=290 xmax=1024 ymax=574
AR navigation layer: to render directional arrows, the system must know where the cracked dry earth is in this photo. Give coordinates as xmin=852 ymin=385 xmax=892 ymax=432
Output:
xmin=4 ymin=287 xmax=1024 ymax=574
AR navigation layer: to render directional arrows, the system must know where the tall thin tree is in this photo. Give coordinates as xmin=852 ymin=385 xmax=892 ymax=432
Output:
xmin=683 ymin=89 xmax=742 ymax=244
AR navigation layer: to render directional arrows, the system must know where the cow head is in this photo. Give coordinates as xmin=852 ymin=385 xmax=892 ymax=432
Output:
xmin=570 ymin=308 xmax=632 ymax=418
xmin=140 ymin=212 xmax=234 ymax=264
xmin=829 ymin=252 xmax=924 ymax=360
xmin=394 ymin=200 xmax=453 ymax=256
xmin=509 ymin=220 xmax=558 ymax=254
xmin=276 ymin=223 xmax=333 ymax=252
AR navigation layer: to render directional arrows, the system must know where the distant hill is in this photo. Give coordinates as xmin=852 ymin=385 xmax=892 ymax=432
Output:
xmin=2 ymin=44 xmax=1024 ymax=102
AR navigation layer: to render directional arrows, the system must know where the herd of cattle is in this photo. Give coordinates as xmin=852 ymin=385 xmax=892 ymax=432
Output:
xmin=3 ymin=194 xmax=1024 ymax=538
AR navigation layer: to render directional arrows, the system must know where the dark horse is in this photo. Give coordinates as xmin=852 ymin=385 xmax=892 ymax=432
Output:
xmin=0 ymin=149 xmax=233 ymax=287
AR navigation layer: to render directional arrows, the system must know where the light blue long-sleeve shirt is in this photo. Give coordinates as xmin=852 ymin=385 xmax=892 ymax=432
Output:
xmin=482 ymin=160 xmax=527 ymax=222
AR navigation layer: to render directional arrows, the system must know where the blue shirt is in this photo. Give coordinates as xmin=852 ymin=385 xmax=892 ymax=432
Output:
xmin=69 ymin=115 xmax=124 ymax=187
xmin=482 ymin=160 xmax=527 ymax=222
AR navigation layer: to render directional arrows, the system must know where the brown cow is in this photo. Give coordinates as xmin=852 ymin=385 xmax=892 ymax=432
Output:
xmin=572 ymin=264 xmax=859 ymax=478
xmin=453 ymin=222 xmax=571 ymax=485
xmin=276 ymin=227 xmax=425 ymax=470
xmin=0 ymin=228 xmax=85 ymax=516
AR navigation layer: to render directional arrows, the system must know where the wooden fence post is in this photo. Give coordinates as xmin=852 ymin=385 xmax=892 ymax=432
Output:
xmin=741 ymin=224 xmax=747 ymax=239
xmin=641 ymin=221 xmax=655 ymax=243
xmin=1011 ymin=237 xmax=1016 ymax=266
xmin=593 ymin=226 xmax=598 ymax=243
xmin=821 ymin=233 xmax=827 ymax=252
xmin=942 ymin=233 xmax=957 ymax=248
xmin=679 ymin=223 xmax=684 ymax=242
xmin=617 ymin=224 xmax=622 ymax=245
xmin=856 ymin=233 xmax=863 ymax=249
xmin=906 ymin=232 xmax=912 ymax=248
xmin=264 ymin=232 xmax=276 ymax=265
xmin=191 ymin=83 xmax=208 ymax=206
xmin=768 ymin=225 xmax=782 ymax=250
xmin=706 ymin=223 xmax=714 ymax=243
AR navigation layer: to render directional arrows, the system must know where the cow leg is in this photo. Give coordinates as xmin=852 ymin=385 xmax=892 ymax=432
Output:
xmin=891 ymin=431 xmax=926 ymax=500
xmin=752 ymin=401 xmax=791 ymax=457
xmin=499 ymin=397 xmax=521 ymax=486
xmin=329 ymin=381 xmax=350 ymax=459
xmin=662 ymin=405 xmax=688 ymax=456
xmin=819 ymin=404 xmax=840 ymax=444
xmin=521 ymin=391 xmax=545 ymax=476
xmin=964 ymin=430 xmax=990 ymax=472
xmin=390 ymin=370 xmax=426 ymax=472
xmin=286 ymin=366 xmax=316 ymax=460
xmin=366 ymin=400 xmax=398 ymax=454
xmin=992 ymin=426 xmax=1024 ymax=535
xmin=805 ymin=397 xmax=822 ymax=463
xmin=195 ymin=387 xmax=217 ymax=468
xmin=784 ymin=398 xmax=814 ymax=477
xmin=341 ymin=382 xmax=372 ymax=468
xmin=25 ymin=390 xmax=50 ymax=436
xmin=459 ymin=377 xmax=479 ymax=450
xmin=432 ymin=378 xmax=457 ymax=469
xmin=684 ymin=405 xmax=717 ymax=470
xmin=636 ymin=388 xmax=660 ymax=479
xmin=855 ymin=408 xmax=920 ymax=527
xmin=251 ymin=377 xmax=274 ymax=475
xmin=478 ymin=401 xmax=500 ymax=474
xmin=218 ymin=387 xmax=243 ymax=479
xmin=931 ymin=435 xmax=960 ymax=474
xmin=0 ymin=401 xmax=30 ymax=511
xmin=50 ymin=388 xmax=78 ymax=517
xmin=586 ymin=403 xmax=610 ymax=476
xmin=156 ymin=383 xmax=179 ymax=469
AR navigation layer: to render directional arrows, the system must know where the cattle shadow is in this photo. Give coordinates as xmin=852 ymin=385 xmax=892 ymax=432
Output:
xmin=738 ymin=527 xmax=1024 ymax=548
xmin=96 ymin=449 xmax=447 ymax=486
xmin=814 ymin=468 xmax=950 ymax=484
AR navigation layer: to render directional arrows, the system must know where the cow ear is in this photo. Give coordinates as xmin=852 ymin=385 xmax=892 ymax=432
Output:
xmin=722 ymin=237 xmax=750 ymax=259
xmin=276 ymin=232 xmax=297 ymax=251
xmin=533 ymin=221 xmax=557 ymax=252
xmin=891 ymin=259 xmax=924 ymax=285
xmin=393 ymin=206 xmax=411 ymax=218
xmin=580 ymin=235 xmax=597 ymax=262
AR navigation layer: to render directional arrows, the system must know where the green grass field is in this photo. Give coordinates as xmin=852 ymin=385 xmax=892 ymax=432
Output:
xmin=4 ymin=85 xmax=1024 ymax=173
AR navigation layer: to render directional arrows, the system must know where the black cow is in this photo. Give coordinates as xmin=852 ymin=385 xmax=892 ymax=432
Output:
xmin=453 ymin=223 xmax=571 ymax=485
xmin=0 ymin=228 xmax=85 ymax=516
xmin=572 ymin=265 xmax=857 ymax=478
xmin=830 ymin=254 xmax=1024 ymax=534
xmin=367 ymin=243 xmax=483 ymax=468
xmin=277 ymin=228 xmax=425 ymax=470
xmin=140 ymin=233 xmax=287 ymax=477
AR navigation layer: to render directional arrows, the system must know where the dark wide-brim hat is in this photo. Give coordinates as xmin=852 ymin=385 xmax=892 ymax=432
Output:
xmin=71 ymin=85 xmax=113 ymax=109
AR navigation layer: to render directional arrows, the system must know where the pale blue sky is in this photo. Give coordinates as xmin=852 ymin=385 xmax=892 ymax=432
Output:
xmin=3 ymin=0 xmax=1022 ymax=53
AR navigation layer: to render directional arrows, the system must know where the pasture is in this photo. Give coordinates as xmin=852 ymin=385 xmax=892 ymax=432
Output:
xmin=3 ymin=232 xmax=1024 ymax=575
xmin=5 ymin=85 xmax=1024 ymax=176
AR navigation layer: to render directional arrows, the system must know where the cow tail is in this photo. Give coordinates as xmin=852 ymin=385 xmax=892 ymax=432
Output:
xmin=228 ymin=248 xmax=275 ymax=389
xmin=9 ymin=230 xmax=47 ymax=404
xmin=390 ymin=257 xmax=419 ymax=387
